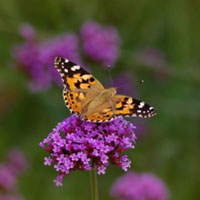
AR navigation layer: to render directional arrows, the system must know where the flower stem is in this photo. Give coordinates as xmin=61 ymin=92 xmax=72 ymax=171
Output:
xmin=90 ymin=165 xmax=99 ymax=200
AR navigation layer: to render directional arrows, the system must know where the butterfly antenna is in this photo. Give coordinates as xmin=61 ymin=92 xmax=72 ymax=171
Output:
xmin=106 ymin=65 xmax=114 ymax=87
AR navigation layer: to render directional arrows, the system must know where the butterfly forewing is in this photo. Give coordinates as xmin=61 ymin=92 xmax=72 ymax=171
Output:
xmin=54 ymin=57 xmax=104 ymax=91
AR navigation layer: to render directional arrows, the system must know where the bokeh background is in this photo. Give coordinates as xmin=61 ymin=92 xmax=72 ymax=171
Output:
xmin=0 ymin=0 xmax=200 ymax=199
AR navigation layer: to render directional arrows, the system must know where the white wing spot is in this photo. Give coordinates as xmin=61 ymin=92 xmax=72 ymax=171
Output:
xmin=71 ymin=65 xmax=80 ymax=71
xmin=74 ymin=65 xmax=80 ymax=70
xmin=149 ymin=107 xmax=154 ymax=110
xmin=61 ymin=73 xmax=65 ymax=77
xmin=64 ymin=69 xmax=68 ymax=73
xmin=137 ymin=110 xmax=141 ymax=113
xmin=65 ymin=59 xmax=69 ymax=63
xmin=138 ymin=101 xmax=145 ymax=108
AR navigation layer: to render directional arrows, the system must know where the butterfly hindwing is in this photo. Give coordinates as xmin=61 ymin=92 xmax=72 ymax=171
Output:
xmin=63 ymin=90 xmax=82 ymax=115
xmin=113 ymin=95 xmax=156 ymax=118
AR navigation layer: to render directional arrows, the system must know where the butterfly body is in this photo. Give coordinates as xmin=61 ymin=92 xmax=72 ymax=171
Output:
xmin=54 ymin=57 xmax=156 ymax=122
xmin=87 ymin=87 xmax=116 ymax=112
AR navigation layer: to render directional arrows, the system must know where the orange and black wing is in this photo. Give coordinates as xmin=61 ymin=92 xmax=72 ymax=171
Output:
xmin=113 ymin=95 xmax=157 ymax=118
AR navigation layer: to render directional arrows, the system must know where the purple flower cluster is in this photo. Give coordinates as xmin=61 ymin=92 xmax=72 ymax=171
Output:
xmin=40 ymin=115 xmax=136 ymax=186
xmin=110 ymin=171 xmax=169 ymax=200
xmin=13 ymin=21 xmax=120 ymax=91
xmin=13 ymin=24 xmax=81 ymax=91
xmin=81 ymin=21 xmax=120 ymax=67
xmin=0 ymin=149 xmax=28 ymax=200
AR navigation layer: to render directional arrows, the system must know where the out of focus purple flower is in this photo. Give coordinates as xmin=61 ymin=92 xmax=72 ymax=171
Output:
xmin=110 ymin=171 xmax=169 ymax=200
xmin=40 ymin=115 xmax=136 ymax=186
xmin=107 ymin=72 xmax=138 ymax=97
xmin=38 ymin=34 xmax=81 ymax=87
xmin=0 ymin=194 xmax=23 ymax=200
xmin=0 ymin=149 xmax=28 ymax=196
xmin=19 ymin=24 xmax=36 ymax=41
xmin=7 ymin=149 xmax=28 ymax=176
xmin=0 ymin=164 xmax=16 ymax=191
xmin=135 ymin=47 xmax=169 ymax=83
xmin=81 ymin=21 xmax=120 ymax=67
xmin=136 ymin=47 xmax=167 ymax=68
xmin=132 ymin=119 xmax=148 ymax=140
xmin=13 ymin=24 xmax=81 ymax=91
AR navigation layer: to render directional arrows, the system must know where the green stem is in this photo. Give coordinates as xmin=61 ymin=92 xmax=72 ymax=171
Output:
xmin=90 ymin=165 xmax=99 ymax=200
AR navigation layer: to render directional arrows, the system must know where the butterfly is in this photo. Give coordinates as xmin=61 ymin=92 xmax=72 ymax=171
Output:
xmin=54 ymin=57 xmax=156 ymax=122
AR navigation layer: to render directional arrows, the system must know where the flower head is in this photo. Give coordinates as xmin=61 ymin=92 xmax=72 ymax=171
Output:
xmin=81 ymin=21 xmax=120 ymax=67
xmin=13 ymin=24 xmax=81 ymax=91
xmin=7 ymin=149 xmax=28 ymax=176
xmin=40 ymin=115 xmax=136 ymax=186
xmin=0 ymin=149 xmax=28 ymax=199
xmin=110 ymin=171 xmax=169 ymax=200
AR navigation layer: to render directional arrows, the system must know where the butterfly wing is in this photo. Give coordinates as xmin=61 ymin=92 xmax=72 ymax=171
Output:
xmin=54 ymin=57 xmax=104 ymax=116
xmin=82 ymin=95 xmax=156 ymax=122
xmin=113 ymin=95 xmax=156 ymax=118
xmin=54 ymin=57 xmax=104 ymax=91
xmin=81 ymin=101 xmax=116 ymax=122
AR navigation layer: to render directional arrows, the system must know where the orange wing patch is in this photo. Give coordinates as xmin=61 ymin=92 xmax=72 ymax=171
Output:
xmin=113 ymin=95 xmax=156 ymax=118
xmin=63 ymin=90 xmax=83 ymax=115
xmin=83 ymin=109 xmax=115 ymax=122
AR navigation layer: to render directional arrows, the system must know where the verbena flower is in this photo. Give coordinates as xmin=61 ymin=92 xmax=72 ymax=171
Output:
xmin=13 ymin=24 xmax=81 ymax=91
xmin=0 ymin=149 xmax=28 ymax=199
xmin=40 ymin=115 xmax=136 ymax=186
xmin=110 ymin=171 xmax=169 ymax=200
xmin=0 ymin=164 xmax=16 ymax=191
xmin=7 ymin=149 xmax=28 ymax=176
xmin=81 ymin=21 xmax=120 ymax=67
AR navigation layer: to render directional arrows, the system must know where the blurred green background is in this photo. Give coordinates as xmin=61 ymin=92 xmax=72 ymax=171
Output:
xmin=0 ymin=0 xmax=200 ymax=199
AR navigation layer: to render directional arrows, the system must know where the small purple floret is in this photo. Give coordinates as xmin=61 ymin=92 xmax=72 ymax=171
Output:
xmin=40 ymin=115 xmax=136 ymax=186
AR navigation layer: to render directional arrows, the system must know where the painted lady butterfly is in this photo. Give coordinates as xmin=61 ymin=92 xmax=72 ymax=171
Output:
xmin=54 ymin=57 xmax=156 ymax=122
